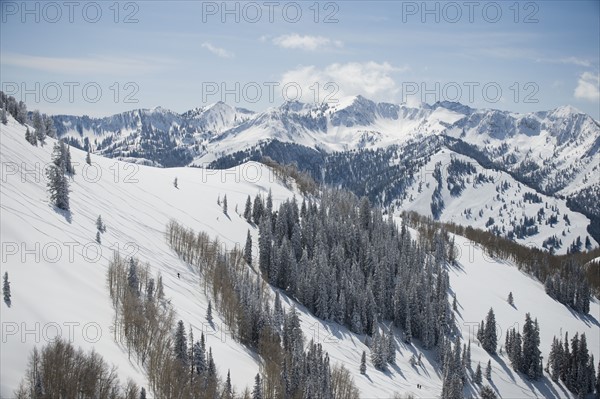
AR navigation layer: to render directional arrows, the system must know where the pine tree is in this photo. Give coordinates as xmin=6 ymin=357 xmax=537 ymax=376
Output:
xmin=244 ymin=196 xmax=252 ymax=223
xmin=207 ymin=347 xmax=216 ymax=377
xmin=139 ymin=387 xmax=146 ymax=399
xmin=173 ymin=177 xmax=178 ymax=188
xmin=127 ymin=258 xmax=139 ymax=296
xmin=486 ymin=360 xmax=492 ymax=380
xmin=193 ymin=335 xmax=207 ymax=374
xmin=404 ymin=302 xmax=412 ymax=344
xmin=252 ymin=373 xmax=262 ymax=399
xmin=223 ymin=194 xmax=228 ymax=215
xmin=508 ymin=292 xmax=514 ymax=306
xmin=32 ymin=110 xmax=45 ymax=144
xmin=266 ymin=189 xmax=272 ymax=214
xmin=1 ymin=108 xmax=7 ymax=125
xmin=479 ymin=385 xmax=497 ymax=399
xmin=44 ymin=116 xmax=56 ymax=138
xmin=16 ymin=101 xmax=27 ymax=124
xmin=360 ymin=351 xmax=367 ymax=375
xmin=370 ymin=330 xmax=386 ymax=370
xmin=482 ymin=308 xmax=497 ymax=354
xmin=96 ymin=215 xmax=106 ymax=233
xmin=64 ymin=144 xmax=74 ymax=175
xmin=224 ymin=369 xmax=233 ymax=398
xmin=206 ymin=300 xmax=213 ymax=324
xmin=146 ymin=278 xmax=154 ymax=302
xmin=46 ymin=144 xmax=70 ymax=211
xmin=86 ymin=150 xmax=91 ymax=165
xmin=474 ymin=362 xmax=483 ymax=384
xmin=521 ymin=313 xmax=542 ymax=380
xmin=174 ymin=320 xmax=188 ymax=366
xmin=386 ymin=329 xmax=396 ymax=364
xmin=466 ymin=340 xmax=472 ymax=368
xmin=25 ymin=127 xmax=33 ymax=144
xmin=244 ymin=230 xmax=252 ymax=265
xmin=3 ymin=272 xmax=11 ymax=306
xmin=252 ymin=194 xmax=264 ymax=224
xmin=95 ymin=231 xmax=101 ymax=244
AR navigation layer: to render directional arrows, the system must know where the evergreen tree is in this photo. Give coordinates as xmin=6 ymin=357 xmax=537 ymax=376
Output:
xmin=16 ymin=101 xmax=27 ymax=124
xmin=370 ymin=330 xmax=386 ymax=370
xmin=1 ymin=108 xmax=7 ymax=124
xmin=206 ymin=300 xmax=213 ymax=324
xmin=173 ymin=177 xmax=178 ymax=188
xmin=244 ymin=230 xmax=252 ymax=265
xmin=64 ymin=144 xmax=74 ymax=175
xmin=95 ymin=231 xmax=101 ymax=244
xmin=252 ymin=373 xmax=262 ymax=399
xmin=404 ymin=301 xmax=412 ymax=344
xmin=474 ymin=362 xmax=483 ymax=384
xmin=386 ymin=329 xmax=396 ymax=364
xmin=86 ymin=150 xmax=91 ymax=165
xmin=32 ymin=110 xmax=45 ymax=144
xmin=266 ymin=189 xmax=272 ymax=214
xmin=127 ymin=258 xmax=139 ymax=296
xmin=25 ymin=127 xmax=33 ymax=144
xmin=252 ymin=194 xmax=263 ymax=224
xmin=96 ymin=215 xmax=106 ymax=233
xmin=44 ymin=116 xmax=56 ymax=138
xmin=193 ymin=335 xmax=207 ymax=374
xmin=360 ymin=351 xmax=367 ymax=375
xmin=139 ymin=387 xmax=146 ymax=399
xmin=466 ymin=341 xmax=472 ymax=368
xmin=521 ymin=313 xmax=542 ymax=380
xmin=486 ymin=360 xmax=492 ymax=380
xmin=3 ymin=272 xmax=11 ymax=306
xmin=223 ymin=194 xmax=228 ymax=215
xmin=480 ymin=385 xmax=497 ymax=399
xmin=244 ymin=196 xmax=253 ymax=223
xmin=224 ymin=369 xmax=233 ymax=398
xmin=174 ymin=320 xmax=188 ymax=366
xmin=46 ymin=144 xmax=70 ymax=211
xmin=508 ymin=292 xmax=514 ymax=306
xmin=207 ymin=347 xmax=216 ymax=377
xmin=146 ymin=278 xmax=154 ymax=302
xmin=482 ymin=308 xmax=497 ymax=354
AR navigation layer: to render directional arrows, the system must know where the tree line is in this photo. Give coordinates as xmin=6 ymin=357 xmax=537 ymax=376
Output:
xmin=166 ymin=220 xmax=359 ymax=399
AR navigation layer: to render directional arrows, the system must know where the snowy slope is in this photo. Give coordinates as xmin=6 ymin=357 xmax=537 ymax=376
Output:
xmin=399 ymin=149 xmax=598 ymax=254
xmin=1 ymin=114 xmax=599 ymax=398
xmin=0 ymin=114 xmax=289 ymax=396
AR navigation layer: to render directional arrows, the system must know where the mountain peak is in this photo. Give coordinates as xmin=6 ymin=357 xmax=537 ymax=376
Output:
xmin=550 ymin=104 xmax=583 ymax=118
xmin=432 ymin=101 xmax=473 ymax=115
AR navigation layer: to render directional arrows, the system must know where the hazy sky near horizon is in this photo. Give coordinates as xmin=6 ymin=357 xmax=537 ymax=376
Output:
xmin=1 ymin=0 xmax=598 ymax=118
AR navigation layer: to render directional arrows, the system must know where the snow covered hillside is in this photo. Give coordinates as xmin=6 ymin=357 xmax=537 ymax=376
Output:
xmin=399 ymin=149 xmax=598 ymax=254
xmin=1 ymin=114 xmax=599 ymax=398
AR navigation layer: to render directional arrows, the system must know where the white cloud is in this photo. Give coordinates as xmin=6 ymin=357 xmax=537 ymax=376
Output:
xmin=280 ymin=61 xmax=407 ymax=103
xmin=574 ymin=72 xmax=599 ymax=102
xmin=536 ymin=56 xmax=592 ymax=67
xmin=201 ymin=42 xmax=234 ymax=59
xmin=272 ymin=34 xmax=343 ymax=51
xmin=0 ymin=53 xmax=172 ymax=75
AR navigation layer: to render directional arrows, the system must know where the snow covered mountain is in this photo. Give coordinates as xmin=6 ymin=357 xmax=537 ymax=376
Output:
xmin=2 ymin=107 xmax=600 ymax=399
xmin=52 ymin=102 xmax=254 ymax=167
xmin=46 ymin=96 xmax=600 ymax=252
xmin=0 ymin=104 xmax=600 ymax=398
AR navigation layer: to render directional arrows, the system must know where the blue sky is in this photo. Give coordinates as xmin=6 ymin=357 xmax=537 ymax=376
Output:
xmin=1 ymin=1 xmax=598 ymax=118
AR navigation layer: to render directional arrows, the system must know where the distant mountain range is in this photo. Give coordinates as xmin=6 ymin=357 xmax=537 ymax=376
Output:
xmin=51 ymin=96 xmax=600 ymax=249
